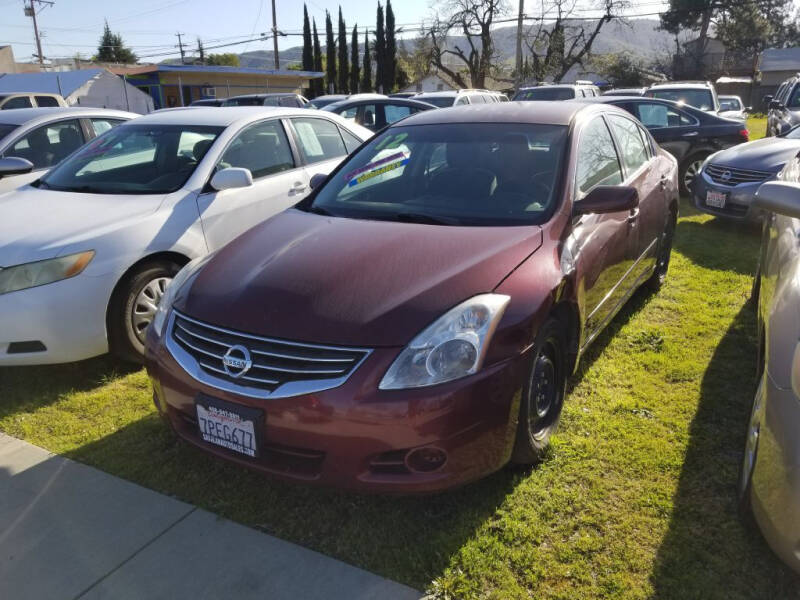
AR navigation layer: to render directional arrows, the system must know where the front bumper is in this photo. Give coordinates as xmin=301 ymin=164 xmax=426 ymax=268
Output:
xmin=750 ymin=372 xmax=800 ymax=574
xmin=692 ymin=171 xmax=770 ymax=221
xmin=145 ymin=320 xmax=530 ymax=494
xmin=0 ymin=272 xmax=113 ymax=365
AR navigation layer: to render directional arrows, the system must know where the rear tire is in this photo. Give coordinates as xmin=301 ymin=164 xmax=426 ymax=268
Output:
xmin=679 ymin=153 xmax=708 ymax=196
xmin=511 ymin=317 xmax=568 ymax=464
xmin=108 ymin=260 xmax=181 ymax=363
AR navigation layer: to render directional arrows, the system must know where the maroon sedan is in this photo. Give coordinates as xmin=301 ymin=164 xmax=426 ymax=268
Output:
xmin=145 ymin=102 xmax=679 ymax=493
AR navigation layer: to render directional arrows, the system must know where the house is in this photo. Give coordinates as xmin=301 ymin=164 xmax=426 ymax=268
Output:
xmin=0 ymin=46 xmax=40 ymax=74
xmin=401 ymin=73 xmax=455 ymax=94
xmin=110 ymin=64 xmax=325 ymax=110
xmin=758 ymin=47 xmax=800 ymax=87
xmin=0 ymin=68 xmax=153 ymax=113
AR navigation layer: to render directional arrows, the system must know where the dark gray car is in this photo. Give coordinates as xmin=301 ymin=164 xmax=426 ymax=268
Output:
xmin=692 ymin=126 xmax=800 ymax=219
xmin=766 ymin=75 xmax=800 ymax=137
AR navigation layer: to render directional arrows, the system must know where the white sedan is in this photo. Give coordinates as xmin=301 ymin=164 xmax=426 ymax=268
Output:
xmin=0 ymin=107 xmax=137 ymax=193
xmin=0 ymin=106 xmax=372 ymax=365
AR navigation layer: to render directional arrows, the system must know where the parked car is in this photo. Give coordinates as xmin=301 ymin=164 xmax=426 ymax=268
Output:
xmin=691 ymin=125 xmax=800 ymax=220
xmin=321 ymin=96 xmax=437 ymax=132
xmin=414 ymin=89 xmax=501 ymax=107
xmin=602 ymin=87 xmax=647 ymax=97
xmin=389 ymin=92 xmax=417 ymax=99
xmin=0 ymin=107 xmax=371 ymax=366
xmin=765 ymin=74 xmax=800 ymax=137
xmin=222 ymin=93 xmax=310 ymax=108
xmin=0 ymin=107 xmax=135 ymax=193
xmin=513 ymin=82 xmax=601 ymax=101
xmin=144 ymin=101 xmax=679 ymax=493
xmin=308 ymin=94 xmax=349 ymax=109
xmin=0 ymin=92 xmax=66 ymax=110
xmin=644 ymin=81 xmax=720 ymax=113
xmin=718 ymin=95 xmax=748 ymax=121
xmin=189 ymin=98 xmax=225 ymax=107
xmin=742 ymin=158 xmax=800 ymax=575
xmin=583 ymin=96 xmax=750 ymax=193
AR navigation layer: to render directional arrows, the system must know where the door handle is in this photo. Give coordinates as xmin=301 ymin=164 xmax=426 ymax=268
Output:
xmin=627 ymin=208 xmax=640 ymax=224
xmin=682 ymin=131 xmax=699 ymax=137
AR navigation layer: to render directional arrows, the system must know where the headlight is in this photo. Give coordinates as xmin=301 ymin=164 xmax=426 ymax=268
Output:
xmin=0 ymin=250 xmax=94 ymax=295
xmin=151 ymin=254 xmax=213 ymax=337
xmin=379 ymin=294 xmax=510 ymax=390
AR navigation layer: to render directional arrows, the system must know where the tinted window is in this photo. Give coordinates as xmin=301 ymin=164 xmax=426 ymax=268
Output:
xmin=421 ymin=96 xmax=456 ymax=108
xmin=40 ymin=124 xmax=223 ymax=194
xmin=384 ymin=104 xmax=413 ymax=124
xmin=278 ymin=96 xmax=299 ymax=107
xmin=291 ymin=117 xmax=347 ymax=164
xmin=608 ymin=115 xmax=649 ymax=175
xmin=648 ymin=88 xmax=714 ymax=111
xmin=359 ymin=104 xmax=378 ymax=128
xmin=340 ymin=128 xmax=362 ymax=153
xmin=223 ymin=97 xmax=263 ymax=106
xmin=788 ymin=85 xmax=800 ymax=109
xmin=90 ymin=118 xmax=125 ymax=136
xmin=35 ymin=96 xmax=60 ymax=107
xmin=309 ymin=123 xmax=568 ymax=226
xmin=7 ymin=119 xmax=85 ymax=169
xmin=514 ymin=87 xmax=575 ymax=101
xmin=0 ymin=123 xmax=18 ymax=139
xmin=3 ymin=96 xmax=33 ymax=109
xmin=634 ymin=103 xmax=695 ymax=128
xmin=218 ymin=120 xmax=294 ymax=179
xmin=576 ymin=117 xmax=623 ymax=195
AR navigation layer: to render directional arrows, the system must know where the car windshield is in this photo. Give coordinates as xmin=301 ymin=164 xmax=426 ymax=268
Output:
xmin=307 ymin=123 xmax=567 ymax=226
xmin=514 ymin=88 xmax=575 ymax=101
xmin=0 ymin=123 xmax=17 ymax=139
xmin=309 ymin=97 xmax=344 ymax=108
xmin=418 ymin=96 xmax=455 ymax=108
xmin=719 ymin=97 xmax=742 ymax=111
xmin=223 ymin=97 xmax=263 ymax=106
xmin=37 ymin=124 xmax=223 ymax=194
xmin=648 ymin=89 xmax=714 ymax=111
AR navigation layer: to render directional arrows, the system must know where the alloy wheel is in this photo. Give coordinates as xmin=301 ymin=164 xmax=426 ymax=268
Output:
xmin=131 ymin=276 xmax=171 ymax=343
xmin=683 ymin=159 xmax=704 ymax=192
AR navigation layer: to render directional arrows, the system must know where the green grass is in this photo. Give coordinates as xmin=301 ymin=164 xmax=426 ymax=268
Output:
xmin=748 ymin=116 xmax=767 ymax=140
xmin=1 ymin=117 xmax=797 ymax=598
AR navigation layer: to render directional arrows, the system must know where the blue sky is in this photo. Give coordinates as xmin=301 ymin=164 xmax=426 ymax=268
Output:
xmin=0 ymin=0 xmax=434 ymax=64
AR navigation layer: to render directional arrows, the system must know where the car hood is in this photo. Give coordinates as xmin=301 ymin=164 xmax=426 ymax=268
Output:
xmin=709 ymin=137 xmax=800 ymax=172
xmin=0 ymin=186 xmax=165 ymax=266
xmin=178 ymin=209 xmax=543 ymax=347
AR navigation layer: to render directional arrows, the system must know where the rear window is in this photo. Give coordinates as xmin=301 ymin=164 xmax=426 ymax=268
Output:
xmin=647 ymin=88 xmax=714 ymax=111
xmin=35 ymin=96 xmax=60 ymax=107
xmin=0 ymin=123 xmax=17 ymax=139
xmin=419 ymin=96 xmax=456 ymax=108
xmin=223 ymin=97 xmax=264 ymax=106
xmin=513 ymin=88 xmax=575 ymax=101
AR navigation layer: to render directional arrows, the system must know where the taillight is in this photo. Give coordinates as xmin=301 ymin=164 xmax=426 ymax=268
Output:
xmin=739 ymin=129 xmax=750 ymax=141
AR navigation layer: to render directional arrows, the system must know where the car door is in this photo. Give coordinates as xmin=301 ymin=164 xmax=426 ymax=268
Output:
xmin=607 ymin=113 xmax=663 ymax=284
xmin=287 ymin=116 xmax=352 ymax=181
xmin=196 ymin=118 xmax=308 ymax=251
xmin=631 ymin=100 xmax=698 ymax=164
xmin=568 ymin=115 xmax=638 ymax=341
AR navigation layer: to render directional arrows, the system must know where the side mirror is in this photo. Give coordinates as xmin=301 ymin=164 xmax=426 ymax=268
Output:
xmin=746 ymin=106 xmax=753 ymax=112
xmin=210 ymin=167 xmax=253 ymax=191
xmin=0 ymin=156 xmax=34 ymax=179
xmin=753 ymin=181 xmax=800 ymax=219
xmin=770 ymin=100 xmax=784 ymax=110
xmin=309 ymin=172 xmax=327 ymax=190
xmin=574 ymin=186 xmax=639 ymax=215
xmin=763 ymin=94 xmax=773 ymax=105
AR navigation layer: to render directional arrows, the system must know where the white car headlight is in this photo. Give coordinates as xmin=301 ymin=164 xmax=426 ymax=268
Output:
xmin=0 ymin=250 xmax=95 ymax=295
xmin=151 ymin=254 xmax=213 ymax=337
xmin=379 ymin=294 xmax=511 ymax=390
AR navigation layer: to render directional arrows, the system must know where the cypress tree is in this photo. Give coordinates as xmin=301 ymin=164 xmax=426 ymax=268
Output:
xmin=350 ymin=25 xmax=360 ymax=94
xmin=385 ymin=0 xmax=396 ymax=93
xmin=325 ymin=11 xmax=336 ymax=93
xmin=302 ymin=5 xmax=313 ymax=72
xmin=337 ymin=7 xmax=349 ymax=94
xmin=375 ymin=3 xmax=385 ymax=93
xmin=361 ymin=31 xmax=372 ymax=92
xmin=312 ymin=19 xmax=323 ymax=97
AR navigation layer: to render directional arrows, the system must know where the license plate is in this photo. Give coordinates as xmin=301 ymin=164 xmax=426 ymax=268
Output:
xmin=195 ymin=396 xmax=262 ymax=458
xmin=706 ymin=190 xmax=727 ymax=208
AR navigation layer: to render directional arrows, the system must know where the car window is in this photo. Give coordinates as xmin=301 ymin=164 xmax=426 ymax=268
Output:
xmin=787 ymin=86 xmax=800 ymax=109
xmin=340 ymin=127 xmax=362 ymax=153
xmin=358 ymin=104 xmax=378 ymax=128
xmin=455 ymin=96 xmax=470 ymax=106
xmin=634 ymin=103 xmax=695 ymax=128
xmin=777 ymin=83 xmax=790 ymax=103
xmin=648 ymin=88 xmax=714 ymax=111
xmin=0 ymin=123 xmax=17 ymax=139
xmin=40 ymin=124 xmax=223 ymax=194
xmin=7 ymin=119 xmax=85 ymax=169
xmin=384 ymin=104 xmax=413 ymax=124
xmin=278 ymin=96 xmax=299 ymax=108
xmin=3 ymin=96 xmax=33 ymax=109
xmin=608 ymin=114 xmax=649 ymax=175
xmin=291 ymin=117 xmax=347 ymax=164
xmin=90 ymin=118 xmax=125 ymax=136
xmin=513 ymin=88 xmax=575 ymax=101
xmin=35 ymin=95 xmax=60 ymax=107
xmin=719 ymin=98 xmax=741 ymax=111
xmin=338 ymin=106 xmax=359 ymax=122
xmin=218 ymin=120 xmax=294 ymax=179
xmin=576 ymin=117 xmax=623 ymax=196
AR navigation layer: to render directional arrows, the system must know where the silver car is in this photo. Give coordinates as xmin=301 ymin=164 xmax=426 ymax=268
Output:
xmin=743 ymin=155 xmax=800 ymax=574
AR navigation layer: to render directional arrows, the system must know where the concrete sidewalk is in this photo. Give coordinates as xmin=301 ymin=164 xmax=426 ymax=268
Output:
xmin=0 ymin=433 xmax=421 ymax=600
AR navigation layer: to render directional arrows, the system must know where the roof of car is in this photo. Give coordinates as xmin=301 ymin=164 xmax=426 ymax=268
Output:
xmin=130 ymin=106 xmax=310 ymax=126
xmin=396 ymin=100 xmax=610 ymax=127
xmin=0 ymin=106 xmax=136 ymax=126
xmin=322 ymin=97 xmax=437 ymax=111
xmin=227 ymin=93 xmax=298 ymax=99
xmin=518 ymin=84 xmax=593 ymax=90
xmin=648 ymin=82 xmax=712 ymax=89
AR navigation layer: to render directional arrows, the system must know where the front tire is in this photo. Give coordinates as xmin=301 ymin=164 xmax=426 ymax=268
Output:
xmin=108 ymin=260 xmax=181 ymax=363
xmin=511 ymin=317 xmax=568 ymax=464
xmin=680 ymin=153 xmax=708 ymax=196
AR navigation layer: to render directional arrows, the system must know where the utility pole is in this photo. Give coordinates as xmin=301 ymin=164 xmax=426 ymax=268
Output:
xmin=175 ymin=32 xmax=186 ymax=65
xmin=24 ymin=0 xmax=54 ymax=67
xmin=271 ymin=0 xmax=279 ymax=70
xmin=514 ymin=0 xmax=524 ymax=92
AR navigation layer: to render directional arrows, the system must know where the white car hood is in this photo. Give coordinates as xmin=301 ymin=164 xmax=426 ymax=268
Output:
xmin=0 ymin=186 xmax=166 ymax=266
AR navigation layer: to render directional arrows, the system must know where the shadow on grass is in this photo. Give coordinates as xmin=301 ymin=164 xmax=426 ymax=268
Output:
xmin=673 ymin=217 xmax=761 ymax=276
xmin=650 ymin=304 xmax=800 ymax=598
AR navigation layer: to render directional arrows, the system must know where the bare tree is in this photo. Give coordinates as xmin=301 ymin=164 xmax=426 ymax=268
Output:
xmin=427 ymin=0 xmax=508 ymax=89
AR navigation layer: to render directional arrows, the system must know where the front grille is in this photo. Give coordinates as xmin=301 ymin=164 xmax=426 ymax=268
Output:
xmin=170 ymin=310 xmax=370 ymax=394
xmin=705 ymin=164 xmax=772 ymax=186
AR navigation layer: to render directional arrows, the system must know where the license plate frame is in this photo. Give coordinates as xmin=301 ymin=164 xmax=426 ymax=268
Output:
xmin=706 ymin=190 xmax=727 ymax=209
xmin=195 ymin=395 xmax=263 ymax=458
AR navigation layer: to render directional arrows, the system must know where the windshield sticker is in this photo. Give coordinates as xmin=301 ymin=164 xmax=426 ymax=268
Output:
xmin=347 ymin=157 xmax=408 ymax=187
xmin=344 ymin=151 xmax=406 ymax=182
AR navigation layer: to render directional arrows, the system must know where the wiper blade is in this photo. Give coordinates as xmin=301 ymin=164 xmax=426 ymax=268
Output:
xmin=307 ymin=205 xmax=337 ymax=217
xmin=392 ymin=212 xmax=456 ymax=225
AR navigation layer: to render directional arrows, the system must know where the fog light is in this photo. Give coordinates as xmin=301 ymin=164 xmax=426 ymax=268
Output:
xmin=405 ymin=446 xmax=447 ymax=473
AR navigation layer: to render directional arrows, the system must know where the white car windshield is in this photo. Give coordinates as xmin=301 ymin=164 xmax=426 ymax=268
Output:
xmin=37 ymin=124 xmax=224 ymax=194
xmin=648 ymin=89 xmax=714 ymax=111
